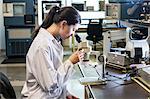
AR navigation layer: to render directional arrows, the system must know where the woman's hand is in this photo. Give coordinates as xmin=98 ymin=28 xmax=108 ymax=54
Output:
xmin=69 ymin=50 xmax=84 ymax=64
xmin=66 ymin=95 xmax=78 ymax=99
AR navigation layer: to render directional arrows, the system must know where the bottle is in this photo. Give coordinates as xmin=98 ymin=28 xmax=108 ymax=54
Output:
xmin=99 ymin=0 xmax=105 ymax=11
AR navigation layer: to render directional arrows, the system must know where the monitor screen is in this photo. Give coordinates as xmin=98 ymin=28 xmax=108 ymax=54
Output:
xmin=42 ymin=1 xmax=61 ymax=20
xmin=13 ymin=3 xmax=25 ymax=16
xmin=7 ymin=28 xmax=32 ymax=39
xmin=72 ymin=3 xmax=84 ymax=11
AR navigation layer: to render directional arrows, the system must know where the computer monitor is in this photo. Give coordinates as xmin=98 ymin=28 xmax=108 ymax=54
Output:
xmin=72 ymin=3 xmax=84 ymax=11
xmin=13 ymin=3 xmax=25 ymax=16
xmin=42 ymin=1 xmax=61 ymax=20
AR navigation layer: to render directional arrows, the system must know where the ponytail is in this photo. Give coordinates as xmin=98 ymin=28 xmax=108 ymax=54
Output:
xmin=32 ymin=6 xmax=60 ymax=39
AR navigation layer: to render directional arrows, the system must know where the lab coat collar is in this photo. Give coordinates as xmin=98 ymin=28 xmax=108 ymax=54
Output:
xmin=39 ymin=28 xmax=55 ymax=41
xmin=39 ymin=28 xmax=62 ymax=49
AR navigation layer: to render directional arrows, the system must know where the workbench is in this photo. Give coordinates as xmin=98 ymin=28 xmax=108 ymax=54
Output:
xmin=78 ymin=61 xmax=150 ymax=99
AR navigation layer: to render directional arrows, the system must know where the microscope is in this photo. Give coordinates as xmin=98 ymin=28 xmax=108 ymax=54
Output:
xmin=76 ymin=40 xmax=107 ymax=85
xmin=75 ymin=34 xmax=100 ymax=62
xmin=126 ymin=26 xmax=149 ymax=64
xmin=77 ymin=41 xmax=91 ymax=61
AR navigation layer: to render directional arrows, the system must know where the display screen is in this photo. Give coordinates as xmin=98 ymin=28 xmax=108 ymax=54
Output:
xmin=130 ymin=26 xmax=148 ymax=40
xmin=42 ymin=1 xmax=61 ymax=20
xmin=8 ymin=28 xmax=31 ymax=39
xmin=13 ymin=3 xmax=25 ymax=16
xmin=72 ymin=3 xmax=84 ymax=11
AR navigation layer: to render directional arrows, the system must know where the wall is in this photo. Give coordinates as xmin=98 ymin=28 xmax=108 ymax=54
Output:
xmin=0 ymin=0 xmax=5 ymax=50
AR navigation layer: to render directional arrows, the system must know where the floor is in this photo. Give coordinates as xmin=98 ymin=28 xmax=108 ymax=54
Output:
xmin=0 ymin=52 xmax=26 ymax=99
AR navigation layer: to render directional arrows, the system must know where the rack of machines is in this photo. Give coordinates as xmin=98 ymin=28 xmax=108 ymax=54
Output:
xmin=3 ymin=0 xmax=35 ymax=57
xmin=104 ymin=0 xmax=150 ymax=69
xmin=105 ymin=0 xmax=150 ymax=93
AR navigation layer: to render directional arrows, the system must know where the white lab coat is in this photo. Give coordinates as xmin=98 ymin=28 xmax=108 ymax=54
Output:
xmin=21 ymin=28 xmax=75 ymax=99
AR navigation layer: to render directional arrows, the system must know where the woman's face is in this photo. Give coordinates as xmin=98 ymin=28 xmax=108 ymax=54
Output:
xmin=59 ymin=21 xmax=79 ymax=40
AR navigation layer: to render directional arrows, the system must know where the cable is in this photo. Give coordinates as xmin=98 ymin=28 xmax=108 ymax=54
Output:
xmin=105 ymin=72 xmax=134 ymax=86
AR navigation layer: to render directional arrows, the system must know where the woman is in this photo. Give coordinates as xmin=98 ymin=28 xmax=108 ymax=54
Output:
xmin=21 ymin=6 xmax=83 ymax=99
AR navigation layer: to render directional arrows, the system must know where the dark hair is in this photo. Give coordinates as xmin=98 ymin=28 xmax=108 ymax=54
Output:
xmin=32 ymin=6 xmax=81 ymax=39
